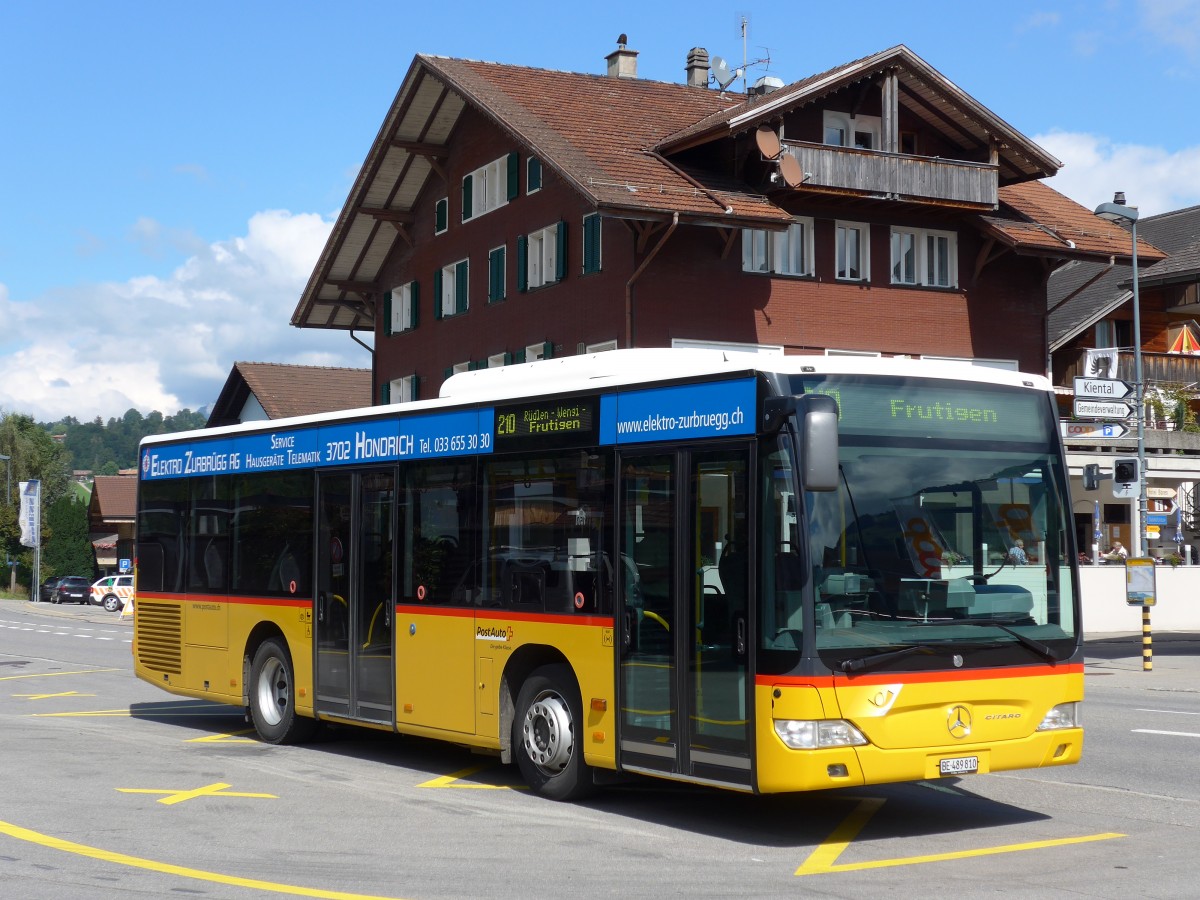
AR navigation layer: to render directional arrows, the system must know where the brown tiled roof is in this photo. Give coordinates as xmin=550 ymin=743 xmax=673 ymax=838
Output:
xmin=422 ymin=57 xmax=791 ymax=225
xmin=983 ymin=181 xmax=1167 ymax=262
xmin=90 ymin=475 xmax=137 ymax=522
xmin=236 ymin=363 xmax=372 ymax=419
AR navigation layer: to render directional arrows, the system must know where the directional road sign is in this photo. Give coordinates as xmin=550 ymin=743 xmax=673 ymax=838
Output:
xmin=1073 ymin=399 xmax=1133 ymax=420
xmin=1060 ymin=422 xmax=1130 ymax=440
xmin=1074 ymin=376 xmax=1135 ymax=401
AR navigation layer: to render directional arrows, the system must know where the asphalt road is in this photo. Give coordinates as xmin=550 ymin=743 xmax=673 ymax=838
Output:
xmin=3 ymin=597 xmax=1199 ymax=899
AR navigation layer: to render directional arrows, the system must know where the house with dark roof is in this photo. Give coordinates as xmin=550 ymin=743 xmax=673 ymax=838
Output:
xmin=88 ymin=474 xmax=137 ymax=574
xmin=207 ymin=362 xmax=372 ymax=428
xmin=290 ymin=40 xmax=1140 ymax=405
xmin=1049 ymin=204 xmax=1200 ymax=558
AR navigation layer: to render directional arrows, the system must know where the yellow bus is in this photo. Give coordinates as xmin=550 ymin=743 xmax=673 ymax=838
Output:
xmin=134 ymin=349 xmax=1083 ymax=800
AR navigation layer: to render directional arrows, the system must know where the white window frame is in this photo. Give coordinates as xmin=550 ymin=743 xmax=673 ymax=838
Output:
xmin=527 ymin=157 xmax=542 ymax=194
xmin=487 ymin=352 xmax=507 ymax=368
xmin=526 ymin=342 xmax=550 ymax=362
xmin=390 ymin=281 xmax=417 ymax=334
xmin=527 ymin=223 xmax=559 ymax=289
xmin=890 ymin=227 xmax=958 ymax=288
xmin=823 ymin=111 xmax=882 ymax=150
xmin=452 ymin=361 xmax=471 ymax=375
xmin=742 ymin=218 xmax=813 ymax=276
xmin=388 ymin=375 xmax=419 ymax=403
xmin=463 ymin=156 xmax=509 ymax=222
xmin=439 ymin=259 xmax=468 ymax=318
xmin=835 ymin=221 xmax=870 ymax=282
xmin=585 ymin=340 xmax=618 ymax=354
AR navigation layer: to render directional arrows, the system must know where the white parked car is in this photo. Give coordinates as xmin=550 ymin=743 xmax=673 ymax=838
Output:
xmin=90 ymin=574 xmax=134 ymax=612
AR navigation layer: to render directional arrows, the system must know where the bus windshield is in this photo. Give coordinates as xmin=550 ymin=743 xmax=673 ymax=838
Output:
xmin=766 ymin=374 xmax=1079 ymax=670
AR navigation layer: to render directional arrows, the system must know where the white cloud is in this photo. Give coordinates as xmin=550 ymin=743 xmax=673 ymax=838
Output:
xmin=1140 ymin=0 xmax=1200 ymax=61
xmin=0 ymin=209 xmax=367 ymax=423
xmin=1035 ymin=129 xmax=1200 ymax=216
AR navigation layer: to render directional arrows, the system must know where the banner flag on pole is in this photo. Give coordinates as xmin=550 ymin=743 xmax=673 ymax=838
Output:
xmin=18 ymin=480 xmax=40 ymax=548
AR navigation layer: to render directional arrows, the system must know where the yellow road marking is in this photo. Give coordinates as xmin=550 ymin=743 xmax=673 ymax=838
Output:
xmin=417 ymin=764 xmax=524 ymax=790
xmin=117 ymin=782 xmax=277 ymax=806
xmin=187 ymin=728 xmax=259 ymax=744
xmin=0 ymin=668 xmax=120 ymax=681
xmin=0 ymin=817 xmax=410 ymax=899
xmin=796 ymin=796 xmax=1124 ymax=875
xmin=15 ymin=691 xmax=95 ymax=700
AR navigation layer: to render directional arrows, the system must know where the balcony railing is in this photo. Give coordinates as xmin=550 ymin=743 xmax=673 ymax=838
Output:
xmin=1060 ymin=348 xmax=1200 ymax=388
xmin=782 ymin=141 xmax=998 ymax=208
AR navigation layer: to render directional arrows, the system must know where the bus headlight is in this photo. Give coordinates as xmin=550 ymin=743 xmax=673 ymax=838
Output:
xmin=774 ymin=719 xmax=868 ymax=749
xmin=1037 ymin=702 xmax=1080 ymax=731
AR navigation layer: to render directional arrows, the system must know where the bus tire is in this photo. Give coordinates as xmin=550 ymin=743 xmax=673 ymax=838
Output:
xmin=249 ymin=638 xmax=316 ymax=745
xmin=513 ymin=664 xmax=595 ymax=801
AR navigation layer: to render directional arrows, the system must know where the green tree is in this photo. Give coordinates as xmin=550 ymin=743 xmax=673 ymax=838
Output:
xmin=43 ymin=493 xmax=95 ymax=578
xmin=0 ymin=412 xmax=72 ymax=589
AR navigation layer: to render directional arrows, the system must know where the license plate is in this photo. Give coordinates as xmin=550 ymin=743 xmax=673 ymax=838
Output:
xmin=939 ymin=755 xmax=979 ymax=776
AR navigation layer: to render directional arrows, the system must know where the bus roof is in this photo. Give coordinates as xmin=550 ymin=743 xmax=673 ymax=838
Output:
xmin=140 ymin=349 xmax=1050 ymax=449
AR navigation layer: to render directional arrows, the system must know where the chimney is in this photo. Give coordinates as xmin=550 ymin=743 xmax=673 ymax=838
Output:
xmin=606 ymin=34 xmax=638 ymax=79
xmin=750 ymin=76 xmax=785 ymax=96
xmin=686 ymin=47 xmax=709 ymax=87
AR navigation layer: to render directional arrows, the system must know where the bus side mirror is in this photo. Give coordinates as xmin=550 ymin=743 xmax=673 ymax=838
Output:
xmin=798 ymin=394 xmax=839 ymax=492
xmin=1082 ymin=463 xmax=1101 ymax=491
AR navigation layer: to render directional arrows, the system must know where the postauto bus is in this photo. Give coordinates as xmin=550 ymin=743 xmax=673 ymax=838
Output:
xmin=133 ymin=349 xmax=1082 ymax=800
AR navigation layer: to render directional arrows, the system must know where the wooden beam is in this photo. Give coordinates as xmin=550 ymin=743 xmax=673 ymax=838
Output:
xmin=717 ymin=227 xmax=739 ymax=260
xmin=328 ymin=280 xmax=375 ymax=294
xmin=359 ymin=207 xmax=415 ymax=224
xmin=388 ymin=139 xmax=447 ymax=157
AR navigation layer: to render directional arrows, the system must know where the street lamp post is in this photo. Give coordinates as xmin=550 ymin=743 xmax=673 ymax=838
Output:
xmin=0 ymin=454 xmax=9 ymax=506
xmin=1094 ymin=193 xmax=1146 ymax=558
xmin=1095 ymin=192 xmax=1151 ymax=672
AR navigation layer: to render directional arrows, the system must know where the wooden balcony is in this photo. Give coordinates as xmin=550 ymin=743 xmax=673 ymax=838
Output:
xmin=1060 ymin=348 xmax=1200 ymax=388
xmin=782 ymin=141 xmax=998 ymax=209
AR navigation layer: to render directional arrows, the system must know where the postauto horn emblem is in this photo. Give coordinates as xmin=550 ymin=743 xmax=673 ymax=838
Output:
xmin=947 ymin=705 xmax=972 ymax=739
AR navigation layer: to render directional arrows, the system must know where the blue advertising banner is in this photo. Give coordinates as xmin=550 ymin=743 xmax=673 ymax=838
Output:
xmin=141 ymin=408 xmax=495 ymax=481
xmin=599 ymin=378 xmax=756 ymax=445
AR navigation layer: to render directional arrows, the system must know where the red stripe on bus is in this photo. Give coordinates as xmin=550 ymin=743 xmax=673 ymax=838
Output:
xmin=757 ymin=661 xmax=1084 ymax=688
xmin=394 ymin=603 xmax=612 ymax=627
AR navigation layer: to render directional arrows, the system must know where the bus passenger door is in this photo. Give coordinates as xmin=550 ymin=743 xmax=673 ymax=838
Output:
xmin=315 ymin=469 xmax=395 ymax=725
xmin=618 ymin=448 xmax=751 ymax=787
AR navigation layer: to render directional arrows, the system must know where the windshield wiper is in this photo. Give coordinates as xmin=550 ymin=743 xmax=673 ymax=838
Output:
xmin=840 ymin=643 xmax=934 ymax=674
xmin=919 ymin=619 xmax=1058 ymax=663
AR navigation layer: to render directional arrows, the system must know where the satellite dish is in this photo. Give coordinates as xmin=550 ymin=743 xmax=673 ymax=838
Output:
xmin=778 ymin=153 xmax=804 ymax=188
xmin=755 ymin=125 xmax=781 ymax=160
xmin=710 ymin=56 xmax=736 ymax=90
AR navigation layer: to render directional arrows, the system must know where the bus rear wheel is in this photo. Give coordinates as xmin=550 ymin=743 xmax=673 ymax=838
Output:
xmin=249 ymin=638 xmax=316 ymax=744
xmin=513 ymin=664 xmax=595 ymax=801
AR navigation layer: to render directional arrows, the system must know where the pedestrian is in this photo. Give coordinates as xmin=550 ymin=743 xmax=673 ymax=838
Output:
xmin=1006 ymin=539 xmax=1028 ymax=565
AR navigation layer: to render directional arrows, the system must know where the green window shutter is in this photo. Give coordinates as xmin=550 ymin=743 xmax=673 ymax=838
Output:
xmin=507 ymin=151 xmax=520 ymax=201
xmin=411 ymin=375 xmax=420 ymax=401
xmin=528 ymin=157 xmax=542 ymax=192
xmin=503 ymin=351 xmax=512 ymax=365
xmin=379 ymin=382 xmax=391 ymax=404
xmin=555 ymin=220 xmax=567 ymax=281
xmin=513 ymin=348 xmax=526 ymax=364
xmin=516 ymin=234 xmax=528 ymax=292
xmin=455 ymin=260 xmax=469 ymax=314
xmin=443 ymin=367 xmax=453 ymax=382
xmin=433 ymin=269 xmax=443 ymax=320
xmin=584 ymin=214 xmax=601 ymax=274
xmin=435 ymin=198 xmax=447 ymax=233
xmin=542 ymin=340 xmax=554 ymax=360
xmin=383 ymin=290 xmax=393 ymax=337
xmin=410 ymin=281 xmax=420 ymax=329
xmin=461 ymin=174 xmax=473 ymax=220
xmin=489 ymin=246 xmax=506 ymax=303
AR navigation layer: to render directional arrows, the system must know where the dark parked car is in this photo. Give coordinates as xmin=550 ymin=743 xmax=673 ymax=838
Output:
xmin=38 ymin=576 xmax=64 ymax=603
xmin=51 ymin=576 xmax=91 ymax=605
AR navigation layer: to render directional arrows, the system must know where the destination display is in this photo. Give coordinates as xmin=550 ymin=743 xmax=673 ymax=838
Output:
xmin=495 ymin=397 xmax=598 ymax=449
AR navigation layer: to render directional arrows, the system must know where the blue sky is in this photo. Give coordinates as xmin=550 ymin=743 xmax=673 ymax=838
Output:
xmin=2 ymin=1 xmax=1200 ymax=421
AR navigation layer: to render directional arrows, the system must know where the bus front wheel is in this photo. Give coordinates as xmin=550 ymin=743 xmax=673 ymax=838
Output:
xmin=249 ymin=638 xmax=316 ymax=744
xmin=513 ymin=664 xmax=596 ymax=801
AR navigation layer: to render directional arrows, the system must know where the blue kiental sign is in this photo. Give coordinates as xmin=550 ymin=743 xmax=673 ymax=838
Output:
xmin=600 ymin=378 xmax=755 ymax=445
xmin=141 ymin=408 xmax=495 ymax=480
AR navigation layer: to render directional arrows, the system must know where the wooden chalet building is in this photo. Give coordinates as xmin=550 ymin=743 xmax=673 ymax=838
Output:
xmin=290 ymin=41 xmax=1141 ymax=401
